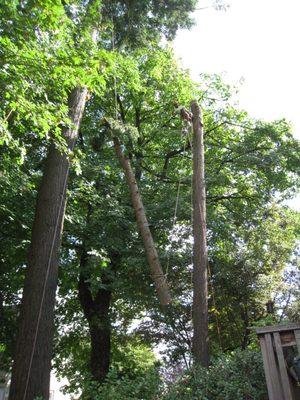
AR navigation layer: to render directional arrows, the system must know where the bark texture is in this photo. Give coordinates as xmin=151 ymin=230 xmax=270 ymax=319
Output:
xmin=113 ymin=137 xmax=171 ymax=306
xmin=9 ymin=87 xmax=88 ymax=400
xmin=191 ymin=100 xmax=209 ymax=367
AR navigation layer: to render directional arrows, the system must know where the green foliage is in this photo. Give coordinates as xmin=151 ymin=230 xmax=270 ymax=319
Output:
xmin=163 ymin=349 xmax=268 ymax=400
xmin=105 ymin=117 xmax=139 ymax=144
xmin=79 ymin=367 xmax=161 ymax=400
xmin=0 ymin=0 xmax=109 ymax=159
xmin=56 ymin=337 xmax=160 ymax=398
xmin=112 ymin=339 xmax=159 ymax=377
xmin=102 ymin=0 xmax=197 ymax=46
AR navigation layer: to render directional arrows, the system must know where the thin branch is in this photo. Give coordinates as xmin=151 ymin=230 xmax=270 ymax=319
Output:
xmin=161 ymin=139 xmax=192 ymax=177
xmin=141 ymin=162 xmax=189 ymax=185
xmin=206 ymin=193 xmax=259 ymax=203
xmin=204 ymin=120 xmax=229 ymax=136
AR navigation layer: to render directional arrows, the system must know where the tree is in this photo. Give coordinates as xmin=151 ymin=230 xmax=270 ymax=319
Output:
xmin=191 ymin=100 xmax=209 ymax=367
xmin=112 ymin=130 xmax=171 ymax=306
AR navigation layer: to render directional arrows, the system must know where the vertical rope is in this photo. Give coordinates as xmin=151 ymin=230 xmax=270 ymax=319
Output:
xmin=165 ymin=139 xmax=187 ymax=277
xmin=208 ymin=263 xmax=223 ymax=349
xmin=111 ymin=19 xmax=118 ymax=120
xmin=189 ymin=126 xmax=194 ymax=322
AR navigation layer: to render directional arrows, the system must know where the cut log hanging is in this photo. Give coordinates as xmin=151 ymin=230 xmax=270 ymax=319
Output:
xmin=191 ymin=100 xmax=209 ymax=367
xmin=113 ymin=136 xmax=171 ymax=306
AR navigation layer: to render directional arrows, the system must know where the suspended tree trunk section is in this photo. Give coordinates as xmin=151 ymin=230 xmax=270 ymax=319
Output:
xmin=191 ymin=100 xmax=209 ymax=367
xmin=9 ymin=87 xmax=88 ymax=400
xmin=113 ymin=137 xmax=171 ymax=306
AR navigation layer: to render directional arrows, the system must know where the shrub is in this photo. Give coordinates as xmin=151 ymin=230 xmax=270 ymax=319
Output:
xmin=80 ymin=367 xmax=161 ymax=400
xmin=162 ymin=349 xmax=268 ymax=400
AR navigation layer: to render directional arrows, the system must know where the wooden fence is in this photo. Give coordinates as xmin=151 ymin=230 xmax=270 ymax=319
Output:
xmin=256 ymin=323 xmax=300 ymax=400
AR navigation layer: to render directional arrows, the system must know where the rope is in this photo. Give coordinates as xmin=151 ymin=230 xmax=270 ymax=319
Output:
xmin=190 ymin=130 xmax=193 ymax=296
xmin=111 ymin=19 xmax=118 ymax=120
xmin=165 ymin=139 xmax=187 ymax=277
xmin=23 ymin=142 xmax=74 ymax=400
xmin=208 ymin=263 xmax=223 ymax=349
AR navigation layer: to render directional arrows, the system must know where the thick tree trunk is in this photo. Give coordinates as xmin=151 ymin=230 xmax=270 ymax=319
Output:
xmin=113 ymin=137 xmax=171 ymax=306
xmin=78 ymin=247 xmax=116 ymax=383
xmin=9 ymin=87 xmax=88 ymax=400
xmin=191 ymin=100 xmax=209 ymax=367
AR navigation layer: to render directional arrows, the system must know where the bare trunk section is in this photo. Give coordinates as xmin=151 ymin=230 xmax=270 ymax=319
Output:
xmin=9 ymin=87 xmax=88 ymax=400
xmin=191 ymin=100 xmax=209 ymax=367
xmin=113 ymin=137 xmax=171 ymax=306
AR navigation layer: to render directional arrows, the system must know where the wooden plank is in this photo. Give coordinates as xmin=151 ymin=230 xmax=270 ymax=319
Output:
xmin=259 ymin=336 xmax=276 ymax=400
xmin=265 ymin=333 xmax=284 ymax=400
xmin=273 ymin=332 xmax=294 ymax=400
xmin=256 ymin=323 xmax=300 ymax=335
xmin=294 ymin=329 xmax=300 ymax=355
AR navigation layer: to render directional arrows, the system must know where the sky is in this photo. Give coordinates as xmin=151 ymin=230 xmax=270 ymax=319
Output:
xmin=174 ymin=0 xmax=300 ymax=139
xmin=51 ymin=1 xmax=300 ymax=398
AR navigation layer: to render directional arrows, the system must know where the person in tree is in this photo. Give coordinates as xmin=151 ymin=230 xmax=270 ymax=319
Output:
xmin=174 ymin=101 xmax=193 ymax=136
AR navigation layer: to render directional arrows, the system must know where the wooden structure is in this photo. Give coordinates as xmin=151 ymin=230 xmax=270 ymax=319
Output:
xmin=257 ymin=323 xmax=300 ymax=400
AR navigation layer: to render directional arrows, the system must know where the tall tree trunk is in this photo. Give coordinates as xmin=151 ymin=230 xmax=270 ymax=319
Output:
xmin=9 ymin=87 xmax=88 ymax=400
xmin=191 ymin=100 xmax=209 ymax=367
xmin=78 ymin=246 xmax=117 ymax=383
xmin=113 ymin=137 xmax=171 ymax=306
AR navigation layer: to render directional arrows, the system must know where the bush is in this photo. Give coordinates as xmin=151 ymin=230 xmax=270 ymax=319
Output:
xmin=65 ymin=349 xmax=268 ymax=400
xmin=162 ymin=349 xmax=268 ymax=400
xmin=80 ymin=367 xmax=161 ymax=400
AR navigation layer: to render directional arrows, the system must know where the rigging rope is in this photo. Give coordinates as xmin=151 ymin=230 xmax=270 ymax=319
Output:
xmin=112 ymin=19 xmax=118 ymax=120
xmin=208 ymin=263 xmax=223 ymax=349
xmin=165 ymin=138 xmax=187 ymax=278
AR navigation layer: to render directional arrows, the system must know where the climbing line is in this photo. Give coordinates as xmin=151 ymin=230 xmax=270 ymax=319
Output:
xmin=190 ymin=127 xmax=194 ymax=324
xmin=207 ymin=263 xmax=223 ymax=349
xmin=111 ymin=19 xmax=118 ymax=121
xmin=165 ymin=138 xmax=187 ymax=278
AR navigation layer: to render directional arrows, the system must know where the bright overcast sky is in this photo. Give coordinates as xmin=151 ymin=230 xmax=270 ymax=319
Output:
xmin=174 ymin=0 xmax=300 ymax=140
